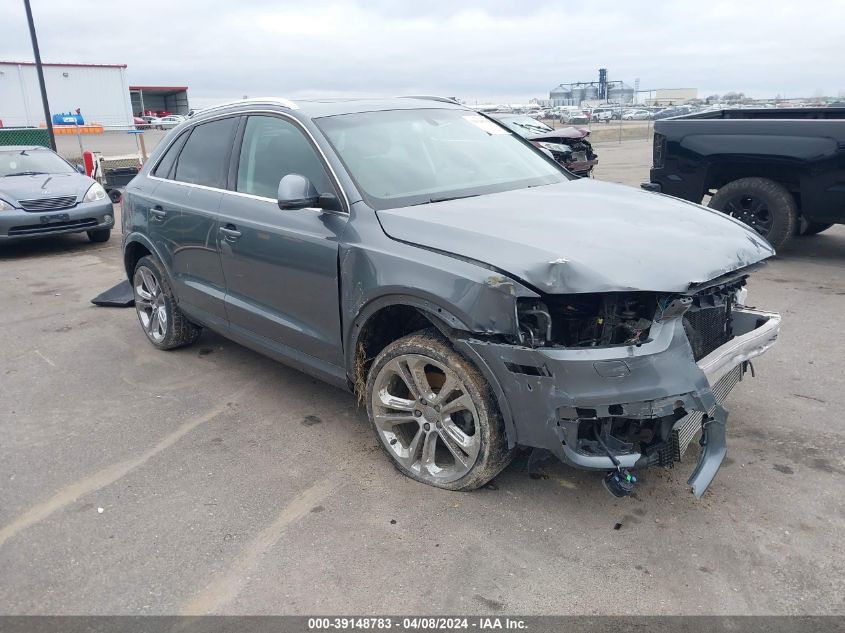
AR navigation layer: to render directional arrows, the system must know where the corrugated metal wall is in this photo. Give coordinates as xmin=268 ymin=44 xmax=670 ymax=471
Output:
xmin=0 ymin=63 xmax=134 ymax=128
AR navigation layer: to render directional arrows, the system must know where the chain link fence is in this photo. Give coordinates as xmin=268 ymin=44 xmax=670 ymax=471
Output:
xmin=0 ymin=121 xmax=173 ymax=193
xmin=0 ymin=127 xmax=53 ymax=148
xmin=539 ymin=110 xmax=655 ymax=146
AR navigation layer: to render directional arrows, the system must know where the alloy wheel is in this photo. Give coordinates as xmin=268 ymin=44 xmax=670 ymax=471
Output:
xmin=371 ymin=353 xmax=481 ymax=484
xmin=133 ymin=266 xmax=168 ymax=344
xmin=723 ymin=194 xmax=774 ymax=237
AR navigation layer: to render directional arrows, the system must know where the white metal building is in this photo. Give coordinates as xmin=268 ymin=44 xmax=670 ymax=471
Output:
xmin=0 ymin=61 xmax=134 ymax=128
xmin=646 ymin=88 xmax=698 ymax=106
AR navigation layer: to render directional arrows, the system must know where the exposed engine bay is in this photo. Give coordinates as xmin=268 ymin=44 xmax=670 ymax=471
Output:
xmin=533 ymin=135 xmax=598 ymax=177
xmin=514 ymin=276 xmax=747 ymax=359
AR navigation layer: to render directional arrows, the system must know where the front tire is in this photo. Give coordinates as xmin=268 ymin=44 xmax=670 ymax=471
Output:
xmin=133 ymin=255 xmax=201 ymax=350
xmin=365 ymin=331 xmax=513 ymax=491
xmin=708 ymin=177 xmax=797 ymax=250
xmin=87 ymin=228 xmax=111 ymax=243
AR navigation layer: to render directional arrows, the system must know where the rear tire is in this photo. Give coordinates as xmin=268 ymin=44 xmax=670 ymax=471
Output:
xmin=87 ymin=228 xmax=111 ymax=243
xmin=708 ymin=177 xmax=797 ymax=250
xmin=133 ymin=255 xmax=201 ymax=350
xmin=365 ymin=330 xmax=513 ymax=491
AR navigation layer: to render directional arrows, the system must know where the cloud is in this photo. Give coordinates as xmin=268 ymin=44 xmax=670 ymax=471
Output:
xmin=1 ymin=0 xmax=842 ymax=106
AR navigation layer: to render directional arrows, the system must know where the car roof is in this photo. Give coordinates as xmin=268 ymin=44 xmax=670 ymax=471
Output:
xmin=192 ymin=96 xmax=468 ymax=121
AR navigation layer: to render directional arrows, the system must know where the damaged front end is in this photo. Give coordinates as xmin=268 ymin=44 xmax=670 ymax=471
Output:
xmin=457 ymin=272 xmax=780 ymax=497
xmin=529 ymin=128 xmax=598 ymax=177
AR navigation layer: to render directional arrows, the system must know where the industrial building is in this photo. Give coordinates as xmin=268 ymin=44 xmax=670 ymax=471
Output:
xmin=0 ymin=61 xmax=189 ymax=128
xmin=548 ymin=69 xmax=635 ymax=107
xmin=130 ymin=86 xmax=190 ymax=118
xmin=645 ymin=88 xmax=698 ymax=106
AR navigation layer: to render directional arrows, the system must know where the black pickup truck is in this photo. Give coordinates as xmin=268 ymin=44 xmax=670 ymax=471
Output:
xmin=643 ymin=108 xmax=845 ymax=249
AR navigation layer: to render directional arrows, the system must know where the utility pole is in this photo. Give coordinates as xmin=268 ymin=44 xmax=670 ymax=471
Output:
xmin=23 ymin=0 xmax=56 ymax=150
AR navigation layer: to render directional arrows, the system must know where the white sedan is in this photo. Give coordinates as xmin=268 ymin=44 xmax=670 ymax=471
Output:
xmin=150 ymin=115 xmax=186 ymax=129
xmin=622 ymin=109 xmax=652 ymax=120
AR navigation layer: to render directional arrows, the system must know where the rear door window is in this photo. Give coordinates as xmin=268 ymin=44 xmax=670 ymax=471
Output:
xmin=173 ymin=117 xmax=239 ymax=188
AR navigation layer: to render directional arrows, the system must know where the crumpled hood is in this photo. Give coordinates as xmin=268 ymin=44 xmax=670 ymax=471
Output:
xmin=376 ymin=179 xmax=774 ymax=294
xmin=0 ymin=173 xmax=93 ymax=206
xmin=528 ymin=126 xmax=589 ymax=142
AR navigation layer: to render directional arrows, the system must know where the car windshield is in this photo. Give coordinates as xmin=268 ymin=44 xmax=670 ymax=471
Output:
xmin=0 ymin=149 xmax=75 ymax=177
xmin=497 ymin=116 xmax=554 ymax=137
xmin=316 ymin=108 xmax=566 ymax=210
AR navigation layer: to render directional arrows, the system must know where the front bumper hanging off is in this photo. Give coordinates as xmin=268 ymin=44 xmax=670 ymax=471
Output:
xmin=458 ymin=307 xmax=780 ymax=497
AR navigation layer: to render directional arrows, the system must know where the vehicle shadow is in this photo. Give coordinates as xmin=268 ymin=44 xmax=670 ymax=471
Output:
xmin=0 ymin=232 xmax=117 ymax=261
xmin=776 ymin=226 xmax=845 ymax=263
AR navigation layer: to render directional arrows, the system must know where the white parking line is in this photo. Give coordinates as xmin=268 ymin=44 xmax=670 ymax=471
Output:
xmin=0 ymin=387 xmax=249 ymax=549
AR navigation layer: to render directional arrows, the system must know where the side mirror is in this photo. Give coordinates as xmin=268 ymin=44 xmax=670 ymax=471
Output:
xmin=277 ymin=174 xmax=318 ymax=210
xmin=277 ymin=174 xmax=343 ymax=212
xmin=76 ymin=164 xmax=85 ymax=174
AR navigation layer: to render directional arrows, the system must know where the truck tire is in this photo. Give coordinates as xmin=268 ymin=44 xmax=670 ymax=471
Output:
xmin=366 ymin=330 xmax=513 ymax=491
xmin=798 ymin=220 xmax=834 ymax=236
xmin=708 ymin=177 xmax=797 ymax=250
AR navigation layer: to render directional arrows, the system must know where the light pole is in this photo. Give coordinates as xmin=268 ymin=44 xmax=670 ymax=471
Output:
xmin=23 ymin=0 xmax=56 ymax=150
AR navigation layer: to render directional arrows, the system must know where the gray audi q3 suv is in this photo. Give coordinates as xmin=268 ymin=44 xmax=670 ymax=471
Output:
xmin=122 ymin=97 xmax=780 ymax=497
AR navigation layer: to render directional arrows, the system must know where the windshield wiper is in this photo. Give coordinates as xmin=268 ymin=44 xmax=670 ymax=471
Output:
xmin=4 ymin=171 xmax=46 ymax=177
xmin=414 ymin=193 xmax=482 ymax=206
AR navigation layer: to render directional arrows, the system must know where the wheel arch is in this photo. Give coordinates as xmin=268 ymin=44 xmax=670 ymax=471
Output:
xmin=346 ymin=294 xmax=468 ymax=390
xmin=701 ymin=158 xmax=804 ymax=197
xmin=123 ymin=233 xmax=170 ymax=282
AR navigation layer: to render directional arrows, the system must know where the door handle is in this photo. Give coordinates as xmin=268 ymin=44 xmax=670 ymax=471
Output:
xmin=219 ymin=225 xmax=242 ymax=241
xmin=150 ymin=206 xmax=167 ymax=221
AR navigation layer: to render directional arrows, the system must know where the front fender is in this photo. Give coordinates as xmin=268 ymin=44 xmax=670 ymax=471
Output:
xmin=340 ymin=241 xmax=538 ymax=363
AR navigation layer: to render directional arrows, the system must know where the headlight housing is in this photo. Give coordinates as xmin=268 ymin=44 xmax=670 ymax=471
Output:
xmin=0 ymin=198 xmax=14 ymax=211
xmin=516 ymin=293 xmax=658 ymax=348
xmin=83 ymin=182 xmax=107 ymax=202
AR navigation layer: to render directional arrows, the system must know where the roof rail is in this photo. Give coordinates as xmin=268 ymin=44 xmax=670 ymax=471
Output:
xmin=193 ymin=97 xmax=299 ymax=116
xmin=398 ymin=95 xmax=462 ymax=105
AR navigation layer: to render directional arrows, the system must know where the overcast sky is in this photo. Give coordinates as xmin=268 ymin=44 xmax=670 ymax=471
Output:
xmin=2 ymin=0 xmax=842 ymax=106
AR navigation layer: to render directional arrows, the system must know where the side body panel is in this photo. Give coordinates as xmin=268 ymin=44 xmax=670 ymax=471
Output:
xmin=217 ymin=194 xmax=348 ymax=368
xmin=172 ymin=186 xmax=227 ymax=327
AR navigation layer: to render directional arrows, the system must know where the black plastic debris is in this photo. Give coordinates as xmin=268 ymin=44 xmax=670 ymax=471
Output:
xmin=91 ymin=280 xmax=134 ymax=307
